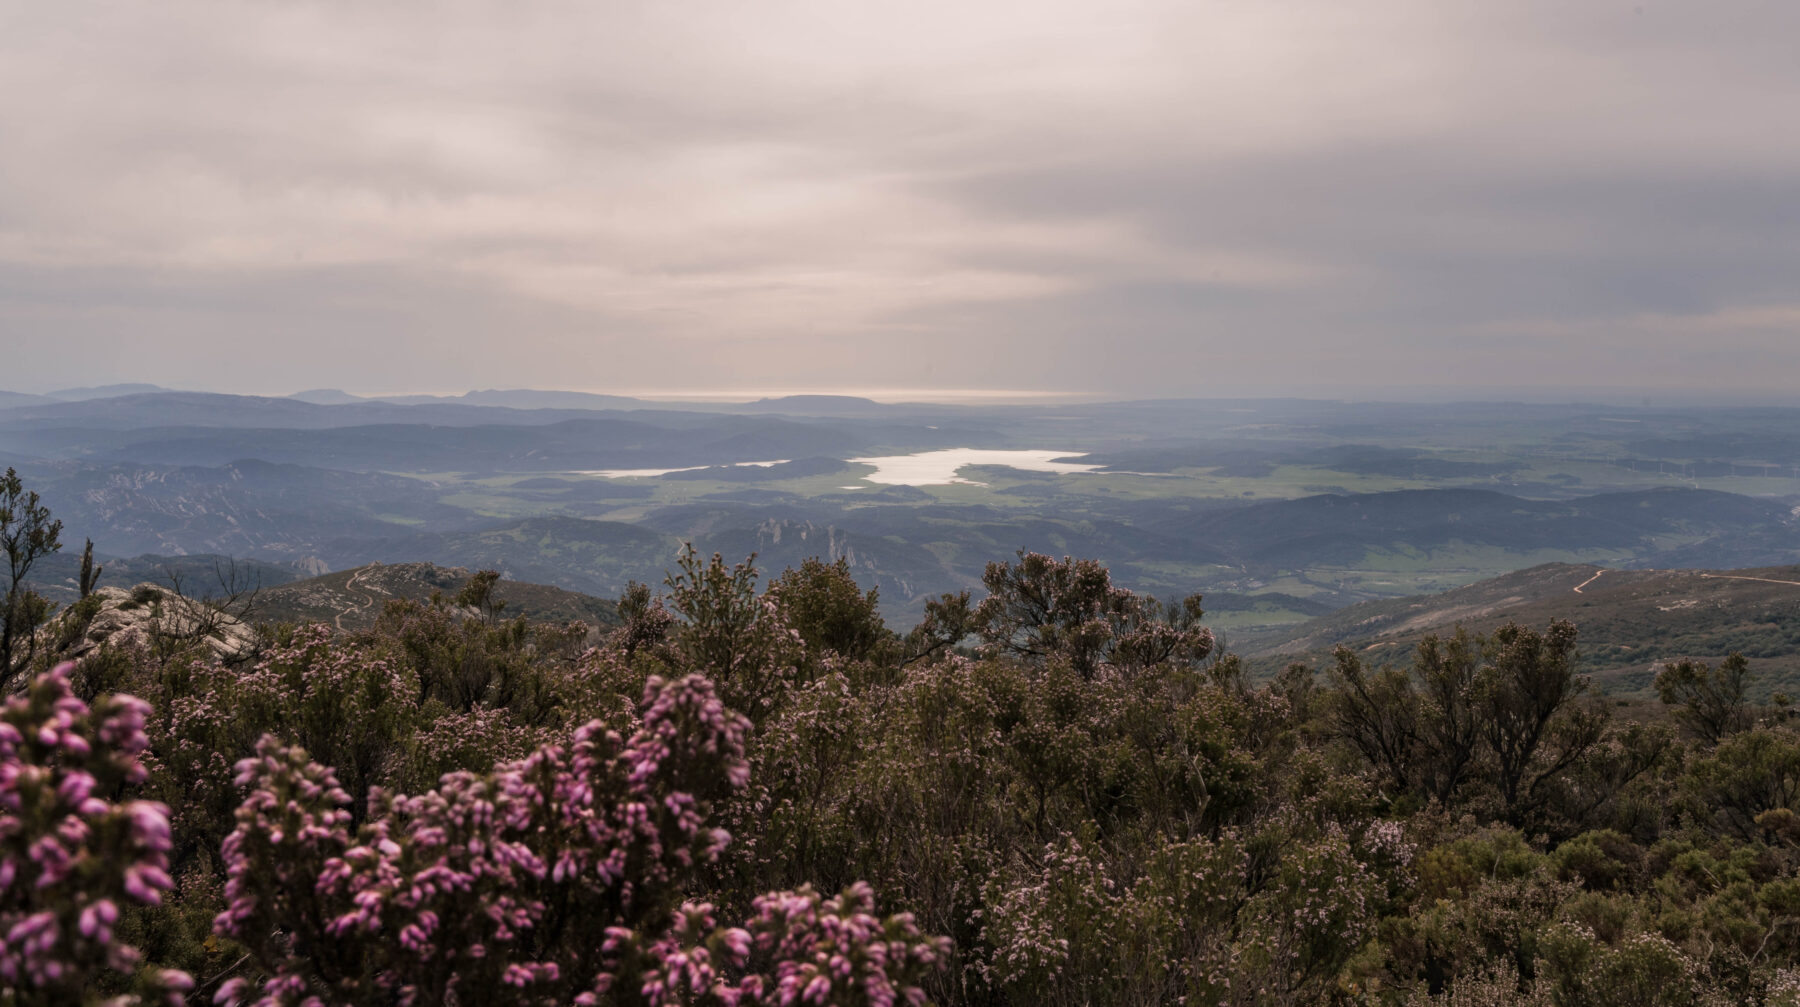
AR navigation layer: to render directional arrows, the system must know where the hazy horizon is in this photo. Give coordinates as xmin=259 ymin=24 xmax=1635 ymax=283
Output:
xmin=9 ymin=379 xmax=1800 ymax=410
xmin=5 ymin=2 xmax=1798 ymax=398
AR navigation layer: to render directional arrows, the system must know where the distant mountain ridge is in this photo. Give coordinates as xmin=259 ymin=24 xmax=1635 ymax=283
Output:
xmin=287 ymin=388 xmax=368 ymax=405
xmin=0 ymin=394 xmax=963 ymax=469
xmin=3 ymin=388 xmax=943 ymax=432
xmin=370 ymin=388 xmax=654 ymax=411
xmin=31 ymin=460 xmax=467 ymax=560
xmin=46 ymin=383 xmax=175 ymax=401
xmin=0 ymin=391 xmax=55 ymax=409
xmin=0 ymin=391 xmax=646 ymax=431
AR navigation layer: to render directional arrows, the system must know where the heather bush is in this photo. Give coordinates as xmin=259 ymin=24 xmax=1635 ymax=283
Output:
xmin=1403 ymin=962 xmax=1555 ymax=1007
xmin=374 ymin=594 xmax=588 ymax=726
xmin=972 ymin=551 xmax=1212 ymax=681
xmin=209 ymin=673 xmax=946 ymax=1006
xmin=1537 ymin=923 xmax=1701 ymax=1007
xmin=721 ymin=671 xmax=869 ymax=898
xmin=975 ymin=833 xmax=1123 ymax=1004
xmin=1657 ymin=652 xmax=1756 ymax=745
xmin=0 ymin=663 xmax=191 ymax=1005
xmin=766 ymin=557 xmax=896 ymax=669
xmin=664 ymin=547 xmax=804 ymax=725
xmin=1681 ymin=727 xmax=1800 ymax=840
xmin=148 ymin=624 xmax=420 ymax=854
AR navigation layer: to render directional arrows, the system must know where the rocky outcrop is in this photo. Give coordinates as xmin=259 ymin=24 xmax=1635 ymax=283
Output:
xmin=52 ymin=583 xmax=256 ymax=661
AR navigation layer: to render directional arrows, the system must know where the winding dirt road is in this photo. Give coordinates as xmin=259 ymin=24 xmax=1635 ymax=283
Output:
xmin=1574 ymin=569 xmax=1800 ymax=597
xmin=1572 ymin=569 xmax=1606 ymax=594
xmin=335 ymin=568 xmax=380 ymax=632
xmin=1697 ymin=573 xmax=1800 ymax=588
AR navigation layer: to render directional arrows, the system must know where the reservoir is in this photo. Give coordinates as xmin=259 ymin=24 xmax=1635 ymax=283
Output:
xmin=847 ymin=448 xmax=1099 ymax=485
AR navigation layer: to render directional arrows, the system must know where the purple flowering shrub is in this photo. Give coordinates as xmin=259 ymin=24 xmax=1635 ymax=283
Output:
xmin=150 ymin=624 xmax=422 ymax=851
xmin=711 ymin=671 xmax=868 ymax=902
xmin=974 ymin=834 xmax=1123 ymax=1001
xmin=0 ymin=663 xmax=192 ymax=1005
xmin=1234 ymin=824 xmax=1386 ymax=1002
xmin=974 ymin=822 xmax=1406 ymax=1006
xmin=395 ymin=706 xmax=558 ymax=794
xmin=372 ymin=594 xmax=592 ymax=727
xmin=212 ymin=672 xmax=947 ymax=1006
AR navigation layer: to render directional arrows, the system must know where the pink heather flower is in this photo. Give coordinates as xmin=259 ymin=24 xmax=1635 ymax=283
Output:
xmin=203 ymin=670 xmax=946 ymax=1006
xmin=1 ymin=666 xmax=177 ymax=996
xmin=76 ymin=899 xmax=118 ymax=939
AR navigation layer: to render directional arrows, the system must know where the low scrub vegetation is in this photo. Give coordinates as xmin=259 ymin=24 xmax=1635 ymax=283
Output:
xmin=7 ymin=475 xmax=1800 ymax=1005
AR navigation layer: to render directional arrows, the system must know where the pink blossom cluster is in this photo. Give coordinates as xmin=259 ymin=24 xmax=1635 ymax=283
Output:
xmin=402 ymin=706 xmax=555 ymax=789
xmin=583 ymin=884 xmax=948 ymax=1007
xmin=1361 ymin=817 xmax=1417 ymax=871
xmin=974 ymin=834 xmax=1124 ymax=994
xmin=211 ymin=739 xmax=358 ymax=1004
xmin=745 ymin=882 xmax=946 ymax=1007
xmin=212 ymin=673 xmax=946 ymax=1006
xmin=0 ymin=663 xmax=193 ymax=1003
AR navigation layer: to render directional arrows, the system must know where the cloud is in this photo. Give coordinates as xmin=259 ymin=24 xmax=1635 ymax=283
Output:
xmin=1 ymin=0 xmax=1797 ymax=397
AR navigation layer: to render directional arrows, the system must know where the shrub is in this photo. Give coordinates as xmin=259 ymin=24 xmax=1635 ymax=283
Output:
xmin=212 ymin=673 xmax=946 ymax=1005
xmin=0 ymin=664 xmax=191 ymax=1005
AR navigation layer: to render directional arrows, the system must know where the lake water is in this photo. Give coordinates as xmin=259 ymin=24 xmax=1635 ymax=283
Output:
xmin=575 ymin=460 xmax=789 ymax=478
xmin=848 ymin=448 xmax=1099 ymax=485
xmin=574 ymin=450 xmax=1100 ymax=485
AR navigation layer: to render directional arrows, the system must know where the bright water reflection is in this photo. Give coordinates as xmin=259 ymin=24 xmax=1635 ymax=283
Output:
xmin=848 ymin=449 xmax=1098 ymax=485
xmin=575 ymin=460 xmax=789 ymax=478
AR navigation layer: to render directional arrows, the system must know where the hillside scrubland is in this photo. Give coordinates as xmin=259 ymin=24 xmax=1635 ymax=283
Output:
xmin=8 ymin=469 xmax=1800 ymax=1006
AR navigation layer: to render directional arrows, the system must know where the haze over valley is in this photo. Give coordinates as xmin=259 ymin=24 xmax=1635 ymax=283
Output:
xmin=6 ymin=382 xmax=1799 ymax=692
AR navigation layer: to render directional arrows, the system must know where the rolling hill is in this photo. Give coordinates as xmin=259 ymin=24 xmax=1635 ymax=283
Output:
xmin=1158 ymin=487 xmax=1798 ymax=569
xmin=256 ymin=562 xmax=622 ymax=633
xmin=337 ymin=517 xmax=683 ymax=598
xmin=1239 ymin=561 xmax=1800 ymax=696
xmin=32 ymin=461 xmax=467 ymax=560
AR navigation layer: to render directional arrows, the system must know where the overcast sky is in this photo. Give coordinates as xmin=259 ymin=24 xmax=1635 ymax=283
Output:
xmin=2 ymin=1 xmax=1797 ymax=400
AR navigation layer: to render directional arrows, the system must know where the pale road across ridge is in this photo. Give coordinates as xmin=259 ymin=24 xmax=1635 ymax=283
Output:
xmin=1697 ymin=573 xmax=1800 ymax=588
xmin=1573 ymin=569 xmax=1606 ymax=594
xmin=1574 ymin=569 xmax=1800 ymax=596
